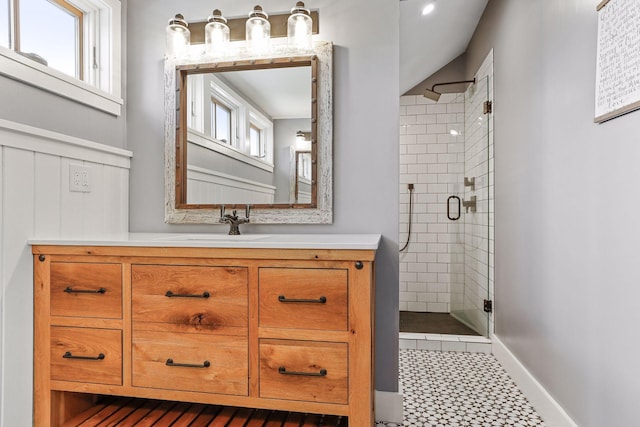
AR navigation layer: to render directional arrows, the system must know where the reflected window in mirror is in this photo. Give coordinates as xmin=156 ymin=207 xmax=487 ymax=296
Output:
xmin=249 ymin=124 xmax=263 ymax=157
xmin=298 ymin=152 xmax=311 ymax=180
xmin=211 ymin=96 xmax=232 ymax=144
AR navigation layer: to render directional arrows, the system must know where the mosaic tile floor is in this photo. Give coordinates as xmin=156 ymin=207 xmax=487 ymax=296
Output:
xmin=377 ymin=349 xmax=546 ymax=427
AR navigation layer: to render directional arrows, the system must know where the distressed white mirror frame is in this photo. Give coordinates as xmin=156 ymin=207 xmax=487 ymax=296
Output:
xmin=164 ymin=41 xmax=333 ymax=224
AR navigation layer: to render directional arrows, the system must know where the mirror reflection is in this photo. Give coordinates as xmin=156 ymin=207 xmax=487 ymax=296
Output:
xmin=183 ymin=63 xmax=314 ymax=207
xmin=295 ymin=150 xmax=312 ymax=203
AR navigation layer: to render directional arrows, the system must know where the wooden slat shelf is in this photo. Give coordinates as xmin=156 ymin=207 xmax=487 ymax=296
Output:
xmin=62 ymin=396 xmax=348 ymax=427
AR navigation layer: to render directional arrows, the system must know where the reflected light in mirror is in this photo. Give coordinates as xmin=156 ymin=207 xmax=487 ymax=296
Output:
xmin=295 ymin=130 xmax=311 ymax=151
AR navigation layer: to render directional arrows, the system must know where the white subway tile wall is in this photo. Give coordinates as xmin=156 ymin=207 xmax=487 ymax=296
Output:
xmin=400 ymin=93 xmax=465 ymax=313
xmin=399 ymin=50 xmax=494 ymax=337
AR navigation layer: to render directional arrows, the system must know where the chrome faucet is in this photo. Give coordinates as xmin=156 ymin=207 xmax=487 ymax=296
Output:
xmin=219 ymin=205 xmax=250 ymax=235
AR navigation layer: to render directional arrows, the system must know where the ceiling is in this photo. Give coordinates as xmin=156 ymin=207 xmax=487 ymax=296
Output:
xmin=214 ymin=1 xmax=489 ymax=118
xmin=220 ymin=67 xmax=311 ymax=119
xmin=400 ymin=0 xmax=488 ymax=95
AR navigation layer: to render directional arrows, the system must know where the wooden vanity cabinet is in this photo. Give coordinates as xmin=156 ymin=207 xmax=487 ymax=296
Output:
xmin=33 ymin=245 xmax=376 ymax=426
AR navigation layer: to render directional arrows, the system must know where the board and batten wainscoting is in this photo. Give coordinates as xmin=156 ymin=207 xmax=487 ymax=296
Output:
xmin=0 ymin=119 xmax=131 ymax=426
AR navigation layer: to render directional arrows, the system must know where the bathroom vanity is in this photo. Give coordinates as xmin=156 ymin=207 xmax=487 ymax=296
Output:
xmin=31 ymin=234 xmax=379 ymax=426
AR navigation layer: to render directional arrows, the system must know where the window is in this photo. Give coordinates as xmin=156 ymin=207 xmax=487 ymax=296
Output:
xmin=211 ymin=96 xmax=232 ymax=144
xmin=248 ymin=110 xmax=273 ymax=163
xmin=0 ymin=0 xmax=9 ymax=48
xmin=0 ymin=0 xmax=122 ymax=114
xmin=298 ymin=152 xmax=311 ymax=180
xmin=16 ymin=0 xmax=83 ymax=79
xmin=249 ymin=124 xmax=264 ymax=158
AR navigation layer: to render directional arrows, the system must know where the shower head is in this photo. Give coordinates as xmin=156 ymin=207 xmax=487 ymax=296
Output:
xmin=423 ymin=79 xmax=476 ymax=102
xmin=423 ymin=88 xmax=441 ymax=102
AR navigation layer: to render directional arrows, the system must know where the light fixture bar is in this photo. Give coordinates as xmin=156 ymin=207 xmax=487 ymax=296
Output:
xmin=188 ymin=11 xmax=319 ymax=44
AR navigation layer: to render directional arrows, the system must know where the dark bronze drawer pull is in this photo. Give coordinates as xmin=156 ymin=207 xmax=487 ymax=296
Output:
xmin=278 ymin=366 xmax=327 ymax=377
xmin=278 ymin=295 xmax=327 ymax=304
xmin=63 ymin=351 xmax=105 ymax=360
xmin=165 ymin=291 xmax=210 ymax=298
xmin=64 ymin=286 xmax=106 ymax=294
xmin=166 ymin=358 xmax=210 ymax=368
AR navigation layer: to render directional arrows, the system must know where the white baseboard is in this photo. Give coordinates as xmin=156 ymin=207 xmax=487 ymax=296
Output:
xmin=492 ymin=335 xmax=578 ymax=427
xmin=375 ymin=390 xmax=403 ymax=423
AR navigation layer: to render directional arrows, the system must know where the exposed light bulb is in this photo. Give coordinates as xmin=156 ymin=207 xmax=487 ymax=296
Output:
xmin=246 ymin=5 xmax=271 ymax=54
xmin=422 ymin=3 xmax=435 ymax=15
xmin=205 ymin=9 xmax=230 ymax=57
xmin=288 ymin=1 xmax=312 ymax=50
xmin=166 ymin=14 xmax=190 ymax=59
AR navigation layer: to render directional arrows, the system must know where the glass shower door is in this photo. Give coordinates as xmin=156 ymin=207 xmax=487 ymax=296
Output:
xmin=450 ymin=75 xmax=491 ymax=337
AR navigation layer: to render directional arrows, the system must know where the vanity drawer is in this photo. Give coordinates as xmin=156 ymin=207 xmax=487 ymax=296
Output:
xmin=50 ymin=262 xmax=122 ymax=319
xmin=132 ymin=265 xmax=248 ymax=334
xmin=259 ymin=268 xmax=348 ymax=331
xmin=132 ymin=330 xmax=248 ymax=396
xmin=50 ymin=326 xmax=122 ymax=385
xmin=259 ymin=339 xmax=348 ymax=404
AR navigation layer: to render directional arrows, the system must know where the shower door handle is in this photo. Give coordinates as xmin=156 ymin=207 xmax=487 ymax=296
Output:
xmin=447 ymin=196 xmax=461 ymax=221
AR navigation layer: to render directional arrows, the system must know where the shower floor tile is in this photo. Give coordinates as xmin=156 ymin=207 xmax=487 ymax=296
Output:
xmin=377 ymin=349 xmax=546 ymax=427
xmin=400 ymin=311 xmax=480 ymax=336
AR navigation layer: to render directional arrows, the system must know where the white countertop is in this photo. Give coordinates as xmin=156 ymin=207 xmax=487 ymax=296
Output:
xmin=29 ymin=233 xmax=382 ymax=251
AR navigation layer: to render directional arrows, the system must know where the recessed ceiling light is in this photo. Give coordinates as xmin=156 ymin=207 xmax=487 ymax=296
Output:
xmin=422 ymin=3 xmax=435 ymax=15
xmin=450 ymin=129 xmax=459 ymax=136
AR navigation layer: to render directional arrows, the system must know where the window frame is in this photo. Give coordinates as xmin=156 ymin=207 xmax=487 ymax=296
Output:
xmin=210 ymin=95 xmax=233 ymax=145
xmin=0 ymin=0 xmax=122 ymax=115
xmin=14 ymin=0 xmax=85 ymax=79
xmin=249 ymin=123 xmax=263 ymax=158
xmin=247 ymin=108 xmax=273 ymax=165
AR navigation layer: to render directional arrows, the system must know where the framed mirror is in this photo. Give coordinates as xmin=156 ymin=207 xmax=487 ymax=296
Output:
xmin=164 ymin=42 xmax=332 ymax=224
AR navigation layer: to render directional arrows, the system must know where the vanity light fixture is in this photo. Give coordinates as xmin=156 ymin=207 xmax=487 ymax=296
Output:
xmin=246 ymin=5 xmax=271 ymax=54
xmin=288 ymin=1 xmax=313 ymax=50
xmin=166 ymin=14 xmax=190 ymax=59
xmin=205 ymin=9 xmax=230 ymax=57
xmin=166 ymin=5 xmax=317 ymax=59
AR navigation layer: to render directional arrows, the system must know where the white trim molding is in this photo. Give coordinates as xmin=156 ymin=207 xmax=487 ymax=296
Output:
xmin=188 ymin=131 xmax=274 ymax=173
xmin=375 ymin=390 xmax=404 ymax=424
xmin=492 ymin=335 xmax=579 ymax=427
xmin=187 ymin=165 xmax=276 ymax=205
xmin=0 ymin=119 xmax=132 ymax=165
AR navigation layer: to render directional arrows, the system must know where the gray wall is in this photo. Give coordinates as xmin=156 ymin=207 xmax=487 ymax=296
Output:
xmin=126 ymin=0 xmax=400 ymax=392
xmin=0 ymin=2 xmax=127 ymax=148
xmin=467 ymin=1 xmax=640 ymax=425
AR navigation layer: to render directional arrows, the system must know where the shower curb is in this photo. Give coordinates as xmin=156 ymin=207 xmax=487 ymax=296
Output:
xmin=399 ymin=332 xmax=491 ymax=353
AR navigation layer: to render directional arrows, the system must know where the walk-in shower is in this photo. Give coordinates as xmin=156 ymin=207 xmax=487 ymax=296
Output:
xmin=399 ymin=65 xmax=494 ymax=337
